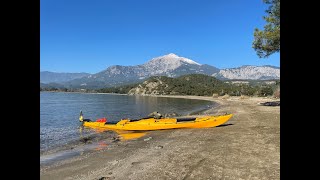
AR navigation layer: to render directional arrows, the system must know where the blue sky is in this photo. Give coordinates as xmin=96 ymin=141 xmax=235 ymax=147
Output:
xmin=40 ymin=0 xmax=280 ymax=74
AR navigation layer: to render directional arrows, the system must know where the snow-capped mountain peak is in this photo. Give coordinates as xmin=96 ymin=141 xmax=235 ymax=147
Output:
xmin=142 ymin=53 xmax=202 ymax=75
xmin=59 ymin=53 xmax=278 ymax=89
xmin=146 ymin=53 xmax=201 ymax=66
xmin=164 ymin=53 xmax=201 ymax=65
xmin=164 ymin=53 xmax=179 ymax=58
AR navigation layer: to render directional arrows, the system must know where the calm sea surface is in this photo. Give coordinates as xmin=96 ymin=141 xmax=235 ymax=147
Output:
xmin=40 ymin=92 xmax=215 ymax=153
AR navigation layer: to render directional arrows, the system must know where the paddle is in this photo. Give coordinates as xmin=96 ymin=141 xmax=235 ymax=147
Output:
xmin=79 ymin=110 xmax=91 ymax=122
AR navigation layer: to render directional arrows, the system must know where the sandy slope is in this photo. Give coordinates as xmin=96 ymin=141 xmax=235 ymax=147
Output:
xmin=40 ymin=95 xmax=280 ymax=180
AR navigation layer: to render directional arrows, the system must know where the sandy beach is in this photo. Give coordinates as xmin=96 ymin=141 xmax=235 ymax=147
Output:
xmin=40 ymin=95 xmax=280 ymax=180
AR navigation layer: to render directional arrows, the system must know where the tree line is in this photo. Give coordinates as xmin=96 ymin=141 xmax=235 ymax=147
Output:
xmin=98 ymin=74 xmax=279 ymax=97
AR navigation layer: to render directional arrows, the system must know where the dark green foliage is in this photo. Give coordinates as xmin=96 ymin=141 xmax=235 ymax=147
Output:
xmin=97 ymin=74 xmax=278 ymax=97
xmin=257 ymin=86 xmax=274 ymax=96
xmin=41 ymin=74 xmax=279 ymax=97
xmin=40 ymin=86 xmax=98 ymax=93
xmin=144 ymin=74 xmax=225 ymax=96
xmin=253 ymin=0 xmax=280 ymax=58
xmin=97 ymin=83 xmax=140 ymax=94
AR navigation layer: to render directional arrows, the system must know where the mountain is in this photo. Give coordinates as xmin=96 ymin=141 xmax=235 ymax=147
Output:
xmin=65 ymin=53 xmax=220 ymax=89
xmin=40 ymin=82 xmax=65 ymax=89
xmin=40 ymin=71 xmax=91 ymax=84
xmin=42 ymin=54 xmax=280 ymax=89
xmin=212 ymin=65 xmax=280 ymax=80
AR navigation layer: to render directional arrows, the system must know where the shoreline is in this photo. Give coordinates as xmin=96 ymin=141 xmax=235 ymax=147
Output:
xmin=41 ymin=90 xmax=279 ymax=100
xmin=40 ymin=94 xmax=218 ymax=165
xmin=40 ymin=95 xmax=280 ymax=180
xmin=41 ymin=90 xmax=279 ymax=112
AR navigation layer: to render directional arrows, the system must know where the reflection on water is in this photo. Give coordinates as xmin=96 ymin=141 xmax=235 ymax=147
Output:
xmin=83 ymin=125 xmax=148 ymax=141
xmin=114 ymin=130 xmax=147 ymax=140
xmin=41 ymin=122 xmax=149 ymax=166
xmin=94 ymin=141 xmax=108 ymax=151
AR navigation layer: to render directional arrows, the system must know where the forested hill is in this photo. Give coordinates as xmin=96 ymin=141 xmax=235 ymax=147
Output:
xmin=98 ymin=74 xmax=279 ymax=97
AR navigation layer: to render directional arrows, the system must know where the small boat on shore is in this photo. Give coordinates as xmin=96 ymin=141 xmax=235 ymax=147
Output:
xmin=79 ymin=111 xmax=233 ymax=131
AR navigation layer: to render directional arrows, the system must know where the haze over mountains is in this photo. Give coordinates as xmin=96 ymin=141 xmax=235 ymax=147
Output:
xmin=40 ymin=71 xmax=91 ymax=84
xmin=40 ymin=53 xmax=280 ymax=89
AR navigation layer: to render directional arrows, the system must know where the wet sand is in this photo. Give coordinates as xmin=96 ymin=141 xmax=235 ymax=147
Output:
xmin=40 ymin=95 xmax=280 ymax=180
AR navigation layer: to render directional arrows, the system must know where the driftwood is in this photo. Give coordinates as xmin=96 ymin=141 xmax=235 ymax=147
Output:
xmin=260 ymin=101 xmax=280 ymax=106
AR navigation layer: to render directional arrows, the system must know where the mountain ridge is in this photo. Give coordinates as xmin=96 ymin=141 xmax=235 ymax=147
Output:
xmin=40 ymin=71 xmax=91 ymax=84
xmin=64 ymin=53 xmax=220 ymax=88
xmin=212 ymin=65 xmax=280 ymax=80
xmin=41 ymin=53 xmax=279 ymax=88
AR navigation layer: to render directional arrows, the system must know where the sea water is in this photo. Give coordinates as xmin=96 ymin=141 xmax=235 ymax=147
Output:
xmin=40 ymin=92 xmax=215 ymax=164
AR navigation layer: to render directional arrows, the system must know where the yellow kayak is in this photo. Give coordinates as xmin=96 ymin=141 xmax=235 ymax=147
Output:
xmin=82 ymin=114 xmax=233 ymax=131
